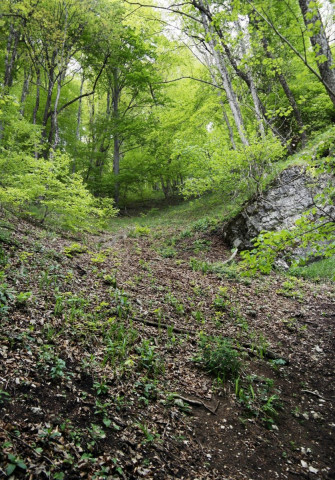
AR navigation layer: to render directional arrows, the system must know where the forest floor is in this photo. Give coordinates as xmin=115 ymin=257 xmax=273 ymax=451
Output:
xmin=0 ymin=210 xmax=334 ymax=480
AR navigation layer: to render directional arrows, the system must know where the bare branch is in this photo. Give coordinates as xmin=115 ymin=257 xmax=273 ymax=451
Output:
xmin=155 ymin=75 xmax=225 ymax=90
xmin=123 ymin=0 xmax=201 ymax=23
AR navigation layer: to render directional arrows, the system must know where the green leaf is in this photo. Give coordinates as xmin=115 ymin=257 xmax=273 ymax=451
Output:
xmin=6 ymin=463 xmax=16 ymax=476
xmin=103 ymin=417 xmax=112 ymax=427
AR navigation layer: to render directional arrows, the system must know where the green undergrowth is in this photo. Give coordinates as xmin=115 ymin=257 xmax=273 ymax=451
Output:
xmin=107 ymin=192 xmax=246 ymax=232
xmin=289 ymin=256 xmax=335 ymax=282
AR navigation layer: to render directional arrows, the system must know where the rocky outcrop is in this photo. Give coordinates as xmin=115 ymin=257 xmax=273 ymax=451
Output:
xmin=223 ymin=166 xmax=334 ymax=249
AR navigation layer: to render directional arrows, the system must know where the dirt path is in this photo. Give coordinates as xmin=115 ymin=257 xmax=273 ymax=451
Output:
xmin=0 ymin=216 xmax=334 ymax=479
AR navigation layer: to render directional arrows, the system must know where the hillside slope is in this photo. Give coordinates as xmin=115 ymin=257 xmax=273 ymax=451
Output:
xmin=0 ymin=211 xmax=334 ymax=479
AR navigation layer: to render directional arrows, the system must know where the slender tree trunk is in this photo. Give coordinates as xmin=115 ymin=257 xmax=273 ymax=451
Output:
xmin=112 ymin=69 xmax=121 ymax=204
xmin=51 ymin=69 xmax=67 ymax=151
xmin=4 ymin=24 xmax=19 ymax=88
xmin=299 ymin=0 xmax=335 ymax=107
xmin=20 ymin=69 xmax=31 ymax=115
xmin=204 ymin=50 xmax=237 ymax=149
xmin=261 ymin=36 xmax=307 ymax=147
xmin=197 ymin=0 xmax=249 ymax=145
xmin=96 ymin=89 xmax=112 ymax=177
xmin=76 ymin=72 xmax=85 ymax=141
xmin=85 ymin=96 xmax=96 ymax=181
xmin=33 ymin=68 xmax=41 ymax=125
xmin=221 ymin=102 xmax=236 ymax=150
xmin=73 ymin=71 xmax=85 ymax=172
xmin=235 ymin=18 xmax=265 ymax=138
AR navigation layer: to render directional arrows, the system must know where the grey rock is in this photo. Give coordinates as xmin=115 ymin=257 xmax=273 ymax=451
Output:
xmin=223 ymin=166 xmax=334 ymax=250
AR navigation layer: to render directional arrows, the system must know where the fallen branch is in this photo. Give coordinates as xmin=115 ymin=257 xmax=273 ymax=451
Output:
xmin=132 ymin=316 xmax=193 ymax=335
xmin=175 ymin=394 xmax=218 ymax=415
xmin=301 ymin=389 xmax=325 ymax=400
xmin=132 ymin=317 xmax=287 ymax=362
xmin=222 ymin=248 xmax=238 ymax=265
xmin=0 ymin=425 xmax=53 ymax=464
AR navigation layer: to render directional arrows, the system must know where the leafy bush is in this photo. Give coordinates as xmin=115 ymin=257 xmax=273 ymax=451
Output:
xmin=195 ymin=336 xmax=241 ymax=381
xmin=0 ymin=97 xmax=118 ymax=231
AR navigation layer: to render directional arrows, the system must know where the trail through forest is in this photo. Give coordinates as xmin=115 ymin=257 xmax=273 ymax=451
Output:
xmin=0 ymin=213 xmax=334 ymax=479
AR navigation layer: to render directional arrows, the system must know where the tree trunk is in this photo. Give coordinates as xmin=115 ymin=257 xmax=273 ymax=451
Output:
xmin=33 ymin=68 xmax=41 ymax=125
xmin=299 ymin=0 xmax=335 ymax=107
xmin=51 ymin=70 xmax=66 ymax=151
xmin=197 ymin=0 xmax=249 ymax=145
xmin=204 ymin=51 xmax=237 ymax=149
xmin=113 ymin=69 xmax=121 ymax=205
xmin=4 ymin=24 xmax=19 ymax=88
xmin=76 ymin=72 xmax=85 ymax=142
xmin=234 ymin=18 xmax=265 ymax=138
xmin=20 ymin=69 xmax=31 ymax=116
xmin=261 ymin=35 xmax=307 ymax=147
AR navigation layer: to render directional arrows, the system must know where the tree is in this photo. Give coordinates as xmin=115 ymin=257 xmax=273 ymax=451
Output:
xmin=298 ymin=0 xmax=335 ymax=107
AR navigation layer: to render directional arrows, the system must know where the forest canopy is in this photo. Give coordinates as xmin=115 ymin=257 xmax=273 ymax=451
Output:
xmin=0 ymin=0 xmax=334 ymax=228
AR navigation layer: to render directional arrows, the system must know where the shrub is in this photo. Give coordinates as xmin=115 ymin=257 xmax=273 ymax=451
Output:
xmin=195 ymin=336 xmax=241 ymax=381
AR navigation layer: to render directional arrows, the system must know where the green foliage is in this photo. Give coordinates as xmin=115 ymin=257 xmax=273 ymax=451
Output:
xmin=129 ymin=225 xmax=151 ymax=237
xmin=6 ymin=454 xmax=27 ymax=476
xmin=159 ymin=246 xmax=177 ymax=258
xmin=195 ymin=335 xmax=241 ymax=382
xmin=235 ymin=375 xmax=282 ymax=428
xmin=63 ymin=243 xmax=88 ymax=258
xmin=0 ymin=389 xmax=10 ymax=405
xmin=136 ymin=339 xmax=165 ymax=375
xmin=289 ymin=256 xmax=335 ymax=281
xmin=38 ymin=345 xmax=68 ymax=380
xmin=16 ymin=291 xmax=32 ymax=305
xmin=182 ymin=135 xmax=285 ymax=199
xmin=0 ymin=277 xmax=14 ymax=315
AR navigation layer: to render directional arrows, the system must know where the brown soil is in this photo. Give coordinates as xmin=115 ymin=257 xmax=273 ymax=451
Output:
xmin=0 ymin=214 xmax=334 ymax=479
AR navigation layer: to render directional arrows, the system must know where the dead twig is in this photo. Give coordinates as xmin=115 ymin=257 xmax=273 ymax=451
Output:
xmin=175 ymin=395 xmax=218 ymax=415
xmin=0 ymin=425 xmax=53 ymax=465
xmin=301 ymin=389 xmax=325 ymax=400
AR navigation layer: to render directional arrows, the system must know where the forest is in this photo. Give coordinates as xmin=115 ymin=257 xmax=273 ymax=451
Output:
xmin=0 ymin=0 xmax=335 ymax=479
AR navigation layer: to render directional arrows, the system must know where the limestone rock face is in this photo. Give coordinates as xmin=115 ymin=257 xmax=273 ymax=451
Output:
xmin=223 ymin=166 xmax=334 ymax=249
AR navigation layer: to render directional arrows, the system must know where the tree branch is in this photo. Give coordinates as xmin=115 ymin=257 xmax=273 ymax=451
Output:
xmin=155 ymin=76 xmax=225 ymax=90
xmin=247 ymin=0 xmax=335 ymax=99
xmin=49 ymin=53 xmax=111 ymax=118
xmin=123 ymin=0 xmax=201 ymax=23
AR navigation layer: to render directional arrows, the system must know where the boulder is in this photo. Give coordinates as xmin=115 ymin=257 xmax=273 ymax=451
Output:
xmin=223 ymin=166 xmax=334 ymax=250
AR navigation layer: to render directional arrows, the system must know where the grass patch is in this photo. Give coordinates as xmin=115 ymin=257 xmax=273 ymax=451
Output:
xmin=107 ymin=192 xmax=246 ymax=233
xmin=289 ymin=256 xmax=335 ymax=282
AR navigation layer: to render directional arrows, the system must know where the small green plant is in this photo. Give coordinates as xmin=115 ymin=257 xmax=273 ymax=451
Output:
xmin=135 ymin=379 xmax=159 ymax=405
xmin=63 ymin=243 xmax=88 ymax=257
xmin=235 ymin=375 xmax=282 ymax=428
xmin=195 ymin=335 xmax=241 ymax=382
xmin=192 ymin=238 xmax=211 ymax=252
xmin=93 ymin=379 xmax=109 ymax=395
xmin=16 ymin=291 xmax=32 ymax=305
xmin=192 ymin=310 xmax=205 ymax=324
xmin=113 ymin=288 xmax=130 ymax=318
xmin=0 ymin=246 xmax=8 ymax=266
xmin=213 ymin=293 xmax=230 ymax=312
xmin=276 ymin=279 xmax=304 ymax=300
xmin=129 ymin=225 xmax=151 ymax=237
xmin=38 ymin=345 xmax=68 ymax=380
xmin=0 ymin=389 xmax=10 ymax=405
xmin=50 ymin=358 xmax=67 ymax=379
xmin=103 ymin=273 xmax=117 ymax=287
xmin=136 ymin=422 xmax=160 ymax=443
xmin=0 ymin=279 xmax=14 ymax=315
xmin=165 ymin=292 xmax=185 ymax=315
xmin=137 ymin=339 xmax=164 ymax=375
xmin=159 ymin=246 xmax=177 ymax=258
xmin=89 ymin=250 xmax=107 ymax=263
xmin=6 ymin=454 xmax=27 ymax=476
